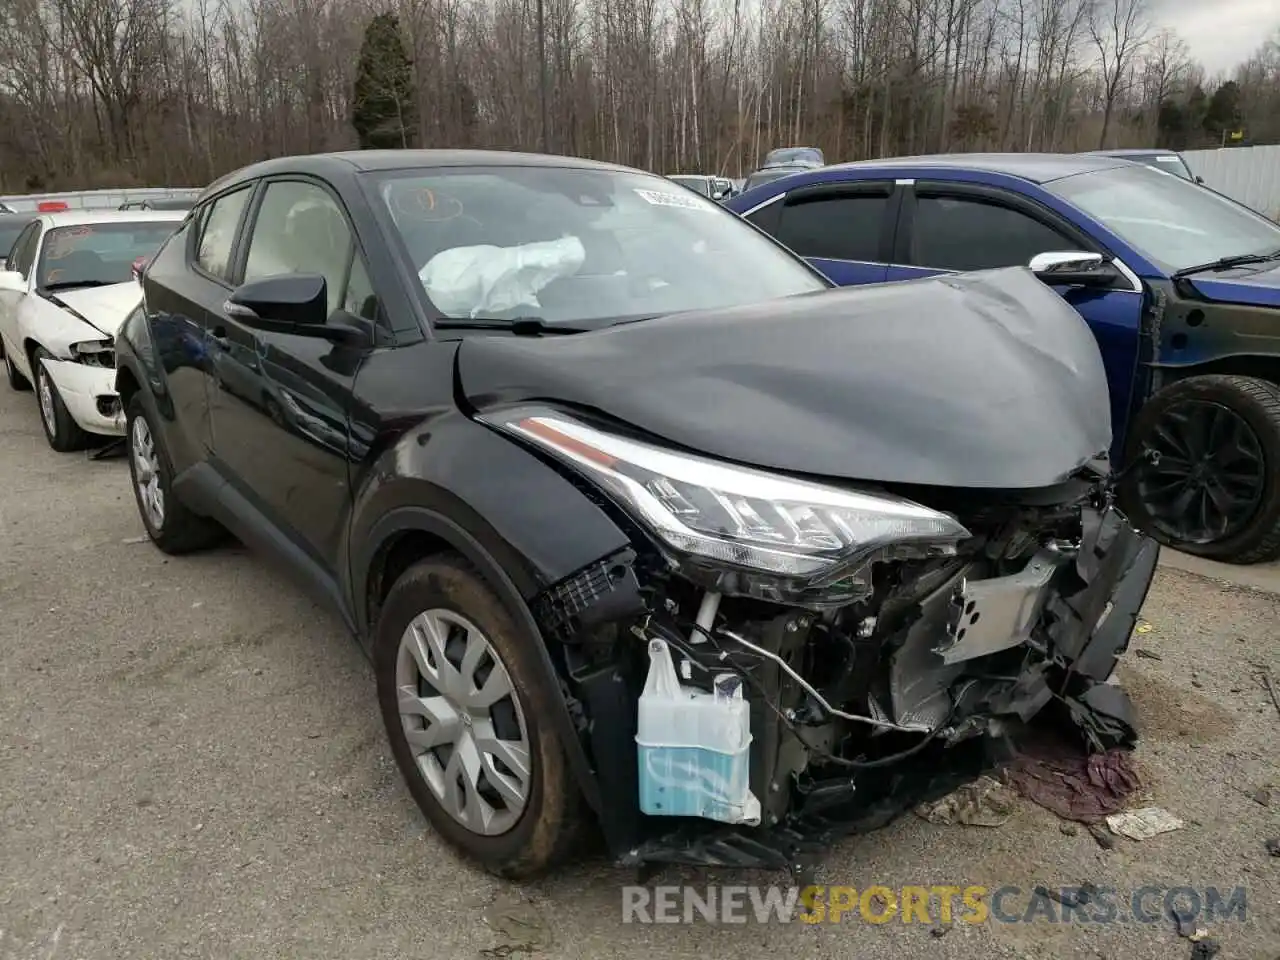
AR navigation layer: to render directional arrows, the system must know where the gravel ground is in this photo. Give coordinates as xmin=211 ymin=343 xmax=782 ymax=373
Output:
xmin=1 ymin=383 xmax=1278 ymax=960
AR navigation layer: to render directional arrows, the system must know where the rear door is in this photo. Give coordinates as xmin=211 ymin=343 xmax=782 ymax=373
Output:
xmin=894 ymin=180 xmax=1147 ymax=451
xmin=744 ymin=180 xmax=897 ymax=285
xmin=144 ymin=182 xmax=256 ymax=472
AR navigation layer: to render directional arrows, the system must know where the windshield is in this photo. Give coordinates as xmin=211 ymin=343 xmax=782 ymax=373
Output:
xmin=1048 ymin=164 xmax=1280 ymax=272
xmin=36 ymin=220 xmax=181 ymax=289
xmin=668 ymin=176 xmax=711 ymax=197
xmin=1130 ymin=154 xmax=1193 ymax=180
xmin=372 ymin=166 xmax=826 ymax=326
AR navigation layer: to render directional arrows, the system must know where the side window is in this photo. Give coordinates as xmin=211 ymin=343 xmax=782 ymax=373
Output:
xmin=342 ymin=251 xmax=380 ymax=323
xmin=912 ymin=196 xmax=1076 ymax=272
xmin=772 ymin=193 xmax=890 ymax=262
xmin=195 ymin=187 xmax=252 ymax=281
xmin=10 ymin=223 xmax=41 ymax=278
xmin=243 ymin=181 xmax=353 ymax=315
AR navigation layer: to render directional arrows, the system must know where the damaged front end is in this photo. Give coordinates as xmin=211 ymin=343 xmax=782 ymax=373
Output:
xmin=485 ymin=408 xmax=1160 ymax=874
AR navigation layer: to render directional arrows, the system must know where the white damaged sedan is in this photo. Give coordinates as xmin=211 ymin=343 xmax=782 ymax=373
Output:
xmin=0 ymin=210 xmax=184 ymax=450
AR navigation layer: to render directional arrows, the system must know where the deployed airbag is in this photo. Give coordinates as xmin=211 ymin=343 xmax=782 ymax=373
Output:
xmin=420 ymin=236 xmax=586 ymax=317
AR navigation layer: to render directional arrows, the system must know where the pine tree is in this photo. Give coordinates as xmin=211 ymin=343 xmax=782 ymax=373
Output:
xmin=351 ymin=13 xmax=416 ymax=150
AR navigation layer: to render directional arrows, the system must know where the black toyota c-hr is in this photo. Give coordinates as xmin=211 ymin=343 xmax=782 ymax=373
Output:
xmin=115 ymin=149 xmax=1158 ymax=880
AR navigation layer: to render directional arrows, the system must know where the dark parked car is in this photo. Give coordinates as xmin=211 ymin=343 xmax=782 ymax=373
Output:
xmin=726 ymin=152 xmax=1280 ymax=564
xmin=762 ymin=146 xmax=825 ymax=169
xmin=742 ymin=147 xmax=828 ymax=194
xmin=742 ymin=165 xmax=811 ymax=192
xmin=115 ymin=149 xmax=1155 ymax=879
xmin=119 ymin=197 xmax=196 ymax=212
xmin=1086 ymin=148 xmax=1202 ymax=183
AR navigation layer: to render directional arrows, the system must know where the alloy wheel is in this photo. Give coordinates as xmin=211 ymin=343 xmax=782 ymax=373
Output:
xmin=1136 ymin=399 xmax=1266 ymax=545
xmin=395 ymin=609 xmax=531 ymax=836
xmin=37 ymin=366 xmax=56 ymax=439
xmin=131 ymin=415 xmax=166 ymax=530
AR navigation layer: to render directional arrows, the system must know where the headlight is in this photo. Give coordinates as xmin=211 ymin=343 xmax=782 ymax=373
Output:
xmin=69 ymin=339 xmax=115 ymax=368
xmin=483 ymin=409 xmax=970 ymax=603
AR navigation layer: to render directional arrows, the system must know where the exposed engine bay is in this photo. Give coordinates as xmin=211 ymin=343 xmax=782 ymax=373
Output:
xmin=531 ymin=465 xmax=1159 ymax=874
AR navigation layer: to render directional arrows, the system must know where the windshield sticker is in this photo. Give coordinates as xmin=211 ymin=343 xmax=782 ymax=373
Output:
xmin=44 ymin=226 xmax=93 ymax=259
xmin=633 ymin=188 xmax=712 ymax=211
xmin=1155 ymin=156 xmax=1180 ymax=162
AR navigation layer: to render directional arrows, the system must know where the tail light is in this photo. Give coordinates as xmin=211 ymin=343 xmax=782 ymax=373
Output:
xmin=132 ymin=255 xmax=148 ymax=284
xmin=37 ymin=200 xmax=69 ymax=212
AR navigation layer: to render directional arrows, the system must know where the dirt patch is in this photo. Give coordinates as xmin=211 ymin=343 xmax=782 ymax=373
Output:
xmin=1119 ymin=667 xmax=1236 ymax=744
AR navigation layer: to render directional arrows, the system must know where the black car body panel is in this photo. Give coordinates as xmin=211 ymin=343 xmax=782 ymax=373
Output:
xmin=113 ymin=149 xmax=1157 ymax=878
xmin=459 ymin=268 xmax=1112 ymax=488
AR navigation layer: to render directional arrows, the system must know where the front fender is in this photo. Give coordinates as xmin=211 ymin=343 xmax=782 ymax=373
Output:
xmin=1153 ymin=278 xmax=1280 ymax=369
xmin=347 ymin=410 xmax=633 ymax=637
xmin=347 ymin=412 xmax=633 ymax=820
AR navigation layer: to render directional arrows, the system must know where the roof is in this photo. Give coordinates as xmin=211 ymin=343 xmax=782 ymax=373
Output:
xmin=39 ymin=209 xmax=189 ymax=228
xmin=1088 ymin=148 xmax=1180 ymax=158
xmin=829 ymin=152 xmax=1132 ymax=183
xmin=204 ymin=149 xmax=638 ymax=197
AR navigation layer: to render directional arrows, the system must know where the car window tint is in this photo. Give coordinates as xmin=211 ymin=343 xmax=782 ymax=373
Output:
xmin=243 ymin=181 xmax=353 ymax=315
xmin=912 ymin=196 xmax=1074 ymax=271
xmin=773 ymin=194 xmax=888 ymax=261
xmin=10 ymin=223 xmax=41 ymax=278
xmin=0 ymin=221 xmax=27 ymax=260
xmin=195 ymin=187 xmax=251 ymax=280
xmin=342 ymin=251 xmax=380 ymax=323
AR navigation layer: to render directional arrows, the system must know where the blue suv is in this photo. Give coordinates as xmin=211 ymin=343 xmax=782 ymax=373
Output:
xmin=725 ymin=153 xmax=1280 ymax=564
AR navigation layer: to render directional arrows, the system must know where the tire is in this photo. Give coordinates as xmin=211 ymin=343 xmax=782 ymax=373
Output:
xmin=124 ymin=392 xmax=225 ymax=554
xmin=374 ymin=555 xmax=586 ymax=880
xmin=32 ymin=347 xmax=88 ymax=451
xmin=1121 ymin=374 xmax=1280 ymax=564
xmin=4 ymin=347 xmax=30 ymax=391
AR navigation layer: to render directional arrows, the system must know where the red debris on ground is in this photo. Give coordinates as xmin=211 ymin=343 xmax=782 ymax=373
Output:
xmin=1006 ymin=731 xmax=1142 ymax=823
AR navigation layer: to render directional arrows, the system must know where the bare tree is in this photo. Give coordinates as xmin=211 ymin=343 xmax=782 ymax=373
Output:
xmin=1 ymin=0 xmax=1277 ymax=193
xmin=1088 ymin=0 xmax=1150 ymax=147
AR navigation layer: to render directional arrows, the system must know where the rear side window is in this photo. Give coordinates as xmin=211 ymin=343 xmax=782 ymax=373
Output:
xmin=0 ymin=221 xmax=27 ymax=259
xmin=772 ymin=194 xmax=889 ymax=262
xmin=9 ymin=222 xmax=41 ymax=278
xmin=911 ymin=196 xmax=1075 ymax=272
xmin=194 ymin=186 xmax=252 ymax=281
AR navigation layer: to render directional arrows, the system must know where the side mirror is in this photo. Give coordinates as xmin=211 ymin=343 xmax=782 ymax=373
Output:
xmin=1029 ymin=251 xmax=1122 ymax=288
xmin=0 ymin=269 xmax=26 ymax=292
xmin=224 ymin=273 xmax=370 ymax=346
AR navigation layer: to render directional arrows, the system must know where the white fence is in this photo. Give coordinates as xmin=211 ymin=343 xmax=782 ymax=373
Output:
xmin=1183 ymin=145 xmax=1280 ymax=221
xmin=0 ymin=186 xmax=203 ymax=213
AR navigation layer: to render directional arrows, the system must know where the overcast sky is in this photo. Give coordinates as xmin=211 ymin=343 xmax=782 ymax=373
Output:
xmin=1150 ymin=0 xmax=1278 ymax=75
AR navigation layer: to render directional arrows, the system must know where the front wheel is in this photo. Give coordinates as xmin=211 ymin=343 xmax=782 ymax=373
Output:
xmin=374 ymin=555 xmax=586 ymax=879
xmin=32 ymin=347 xmax=88 ymax=452
xmin=1121 ymin=374 xmax=1280 ymax=564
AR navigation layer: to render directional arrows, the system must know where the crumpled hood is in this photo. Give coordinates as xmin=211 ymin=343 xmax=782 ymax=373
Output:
xmin=1186 ymin=262 xmax=1280 ymax=309
xmin=50 ymin=281 xmax=143 ymax=337
xmin=457 ymin=267 xmax=1113 ymax=489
